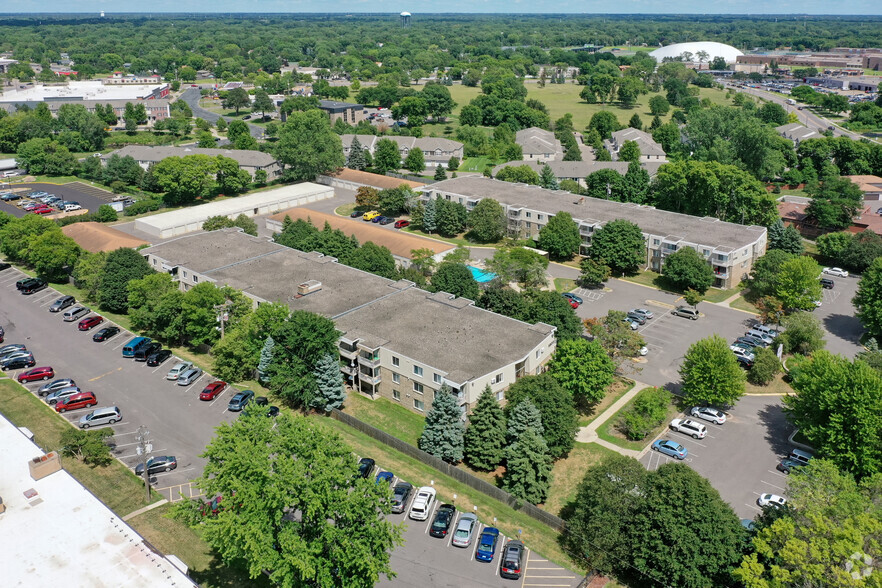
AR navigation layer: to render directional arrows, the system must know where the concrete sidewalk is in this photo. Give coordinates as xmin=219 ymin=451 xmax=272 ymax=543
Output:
xmin=576 ymin=380 xmax=650 ymax=458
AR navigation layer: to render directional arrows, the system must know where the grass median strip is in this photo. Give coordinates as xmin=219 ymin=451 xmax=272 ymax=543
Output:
xmin=0 ymin=378 xmax=162 ymax=514
xmin=312 ymin=412 xmax=585 ymax=575
xmin=595 ymin=392 xmax=680 ymax=453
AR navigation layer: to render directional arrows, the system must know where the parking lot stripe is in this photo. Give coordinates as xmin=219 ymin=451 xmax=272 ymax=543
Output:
xmin=447 ymin=511 xmax=460 ymax=547
xmin=760 ymin=479 xmax=787 ymax=491
xmin=118 ymin=448 xmax=166 ymax=460
xmin=424 ymin=501 xmax=439 ymax=534
xmin=88 ymin=366 xmax=123 ymax=381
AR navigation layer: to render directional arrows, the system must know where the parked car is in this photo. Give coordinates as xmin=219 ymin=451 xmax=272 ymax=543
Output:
xmin=176 ymin=368 xmax=203 ymax=386
xmin=19 ymin=277 xmax=47 ymax=295
xmin=372 ymin=215 xmax=385 ymax=224
xmin=731 ymin=346 xmax=756 ymax=362
xmin=357 ymin=457 xmax=375 ymax=479
xmin=78 ymin=406 xmax=122 ymax=429
xmin=390 ymin=482 xmax=413 ymax=514
xmin=0 ymin=349 xmax=31 ymax=362
xmin=63 ymin=202 xmax=82 ymax=212
xmin=133 ymin=341 xmax=162 ymax=361
xmin=17 ymin=366 xmax=54 ymax=383
xmin=62 ymin=306 xmax=90 ymax=322
xmin=227 ymin=389 xmax=254 ymax=411
xmin=0 ymin=262 xmax=9 ymax=272
xmin=758 ymin=493 xmax=787 ymax=509
xmin=38 ymin=378 xmax=76 ymax=397
xmin=499 ymin=540 xmax=526 ymax=580
xmin=567 ymin=298 xmax=579 ymax=309
xmin=651 ymin=439 xmax=688 ymax=460
xmin=735 ymin=355 xmax=755 ymax=370
xmin=1 ymin=354 xmax=35 ymax=370
xmin=394 ymin=219 xmax=410 ymax=229
xmin=669 ymin=418 xmax=708 ymax=439
xmin=622 ymin=318 xmax=639 ymax=330
xmin=1 ymin=192 xmax=22 ymax=201
xmin=166 ymin=362 xmax=193 ymax=380
xmin=823 ymin=267 xmax=848 ymax=277
xmin=379 ymin=216 xmax=395 ymax=225
xmin=78 ymin=315 xmax=104 ymax=331
xmin=0 ymin=343 xmax=27 ymax=356
xmin=55 ymin=391 xmax=97 ymax=413
xmin=672 ymin=306 xmax=699 ymax=320
xmin=135 ymin=455 xmax=177 ymax=476
xmin=430 ymin=504 xmax=456 ymax=538
xmin=820 ymin=277 xmax=835 ymax=289
xmin=362 ymin=211 xmax=380 ymax=221
xmin=736 ymin=335 xmax=765 ymax=348
xmin=629 ymin=308 xmax=654 ymax=319
xmin=92 ymin=326 xmax=120 ymax=342
xmin=689 ymin=406 xmax=727 ymax=425
xmin=46 ymin=386 xmax=82 ymax=405
xmin=408 ymin=486 xmax=436 ymax=521
xmin=199 ymin=380 xmax=228 ymax=401
xmin=349 ymin=210 xmax=362 ymax=218
xmin=31 ymin=206 xmax=54 ymax=215
xmin=475 ymin=527 xmax=500 ymax=562
xmin=776 ymin=458 xmax=805 ymax=474
xmin=376 ymin=471 xmax=394 ymax=485
xmin=49 ymin=295 xmax=76 ymax=313
xmin=563 ymin=292 xmax=583 ymax=304
xmin=146 ymin=349 xmax=172 ymax=366
xmin=451 ymin=512 xmax=478 ymax=547
xmin=626 ymin=311 xmax=647 ymax=325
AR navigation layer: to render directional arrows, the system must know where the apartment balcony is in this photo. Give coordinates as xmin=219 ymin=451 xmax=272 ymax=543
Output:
xmin=340 ymin=363 xmax=358 ymax=376
xmin=339 ymin=345 xmax=358 ymax=360
xmin=359 ymin=370 xmax=382 ymax=385
xmin=358 ymin=351 xmax=381 ymax=367
xmin=713 ymin=266 xmax=729 ymax=279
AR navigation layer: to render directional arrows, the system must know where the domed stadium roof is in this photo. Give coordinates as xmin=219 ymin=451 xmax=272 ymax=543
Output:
xmin=649 ymin=42 xmax=743 ymax=64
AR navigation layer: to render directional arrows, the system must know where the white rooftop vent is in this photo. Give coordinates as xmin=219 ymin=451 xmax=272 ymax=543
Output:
xmin=298 ymin=280 xmax=322 ymax=295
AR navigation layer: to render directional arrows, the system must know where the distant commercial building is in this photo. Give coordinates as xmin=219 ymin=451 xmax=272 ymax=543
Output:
xmin=142 ymin=229 xmax=557 ymax=413
xmin=422 ymin=177 xmax=767 ymax=289
xmin=318 ymin=100 xmax=365 ymax=125
xmin=649 ymin=42 xmax=743 ymax=64
xmin=133 ymin=182 xmax=334 ymax=239
xmin=0 ymin=57 xmax=18 ymax=73
xmin=339 ymin=134 xmax=464 ymax=168
xmin=515 ymin=127 xmax=563 ymax=162
xmin=100 ymin=145 xmax=282 ymax=180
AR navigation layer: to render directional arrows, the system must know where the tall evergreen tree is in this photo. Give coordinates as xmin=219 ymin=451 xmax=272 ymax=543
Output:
xmin=257 ymin=335 xmax=274 ymax=383
xmin=539 ymin=164 xmax=559 ymax=190
xmin=422 ymin=196 xmax=437 ymax=233
xmin=649 ymin=115 xmax=662 ymax=130
xmin=506 ymin=399 xmax=543 ymax=444
xmin=311 ymin=353 xmax=345 ymax=412
xmin=503 ymin=428 xmax=553 ymax=504
xmin=347 ymin=136 xmax=367 ymax=170
xmin=463 ymin=385 xmax=507 ymax=471
xmin=628 ymin=113 xmax=643 ymax=130
xmin=418 ymin=384 xmax=465 ymax=463
xmin=433 ymin=165 xmax=448 ymax=180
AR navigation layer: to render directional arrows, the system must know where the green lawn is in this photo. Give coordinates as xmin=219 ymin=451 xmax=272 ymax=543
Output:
xmin=745 ymin=372 xmax=793 ymax=395
xmin=544 ymin=442 xmax=613 ymax=516
xmin=400 ymin=226 xmax=483 ymax=248
xmin=458 ymin=156 xmax=494 ymax=173
xmin=341 ymin=392 xmax=426 ymax=446
xmin=554 ymin=277 xmax=578 ymax=293
xmin=730 ymin=296 xmax=760 ymax=314
xmin=312 ymin=412 xmax=584 ymax=574
xmin=620 ymin=270 xmax=742 ymax=303
xmin=596 ymin=392 xmax=680 ymax=452
xmin=578 ymin=378 xmax=635 ymax=428
xmin=0 ymin=378 xmax=163 ymax=514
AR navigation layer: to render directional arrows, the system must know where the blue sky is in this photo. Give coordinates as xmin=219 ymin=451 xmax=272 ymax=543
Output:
xmin=3 ymin=1 xmax=881 ymax=15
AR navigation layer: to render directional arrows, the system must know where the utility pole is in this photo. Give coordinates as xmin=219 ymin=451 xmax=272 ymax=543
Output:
xmin=214 ymin=300 xmax=232 ymax=339
xmin=135 ymin=425 xmax=153 ymax=502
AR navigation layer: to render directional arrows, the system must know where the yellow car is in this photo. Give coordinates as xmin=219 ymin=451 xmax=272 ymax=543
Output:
xmin=362 ymin=211 xmax=380 ymax=221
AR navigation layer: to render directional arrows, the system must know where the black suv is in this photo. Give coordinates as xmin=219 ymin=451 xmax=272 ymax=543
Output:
xmin=429 ymin=504 xmax=456 ymax=538
xmin=820 ymin=278 xmax=835 ymax=289
xmin=357 ymin=457 xmax=375 ymax=479
xmin=18 ymin=277 xmax=47 ymax=295
xmin=133 ymin=341 xmax=163 ymax=361
xmin=146 ymin=349 xmax=173 ymax=366
xmin=500 ymin=540 xmax=525 ymax=579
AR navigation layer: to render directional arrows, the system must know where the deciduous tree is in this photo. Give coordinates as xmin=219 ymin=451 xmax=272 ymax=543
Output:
xmin=372 ymin=138 xmax=401 ymax=174
xmin=430 ymin=262 xmax=479 ymax=300
xmin=538 ymin=211 xmax=580 ymax=260
xmin=662 ymin=246 xmax=714 ymax=294
xmin=276 ymin=109 xmax=344 ymax=181
xmin=578 ymin=258 xmax=611 ymax=288
xmin=778 ymin=311 xmax=826 ymax=355
xmin=679 ymin=335 xmax=746 ymax=407
xmin=854 ymin=257 xmax=882 ymax=338
xmin=467 ymin=198 xmax=506 ymax=243
xmin=505 ymin=372 xmax=578 ymax=459
xmin=588 ymin=218 xmax=644 ymax=274
xmin=549 ymin=338 xmax=615 ymax=407
xmin=775 ymin=256 xmax=822 ymax=311
xmin=99 ymin=247 xmax=155 ymax=313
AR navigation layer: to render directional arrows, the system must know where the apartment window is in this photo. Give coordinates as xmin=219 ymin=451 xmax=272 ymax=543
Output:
xmin=536 ymin=349 xmax=541 ymax=358
xmin=413 ymin=365 xmax=423 ymax=377
xmin=526 ymin=212 xmax=532 ymax=218
xmin=490 ymin=373 xmax=504 ymax=385
xmin=703 ymin=249 xmax=710 ymax=256
xmin=496 ymin=391 xmax=504 ymax=402
xmin=193 ymin=275 xmax=199 ymax=283
xmin=433 ymin=373 xmax=442 ymax=384
xmin=152 ymin=259 xmax=157 ymax=266
xmin=392 ymin=373 xmax=400 ymax=384
xmin=392 ymin=356 xmax=399 ymax=367
xmin=183 ymin=271 xmax=188 ymax=278
xmin=392 ymin=389 xmax=401 ymax=401
xmin=413 ymin=382 xmax=424 ymax=394
xmin=538 ymin=214 xmax=544 ymax=221
xmin=413 ymin=399 xmax=425 ymax=411
xmin=653 ymin=239 xmax=660 ymax=245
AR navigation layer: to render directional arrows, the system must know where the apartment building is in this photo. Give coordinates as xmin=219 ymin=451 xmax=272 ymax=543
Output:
xmin=515 ymin=127 xmax=563 ymax=162
xmin=606 ymin=128 xmax=667 ymax=163
xmin=141 ymin=229 xmax=557 ymax=414
xmin=340 ymin=134 xmax=464 ymax=168
xmin=101 ymin=145 xmax=281 ymax=180
xmin=422 ymin=177 xmax=767 ymax=289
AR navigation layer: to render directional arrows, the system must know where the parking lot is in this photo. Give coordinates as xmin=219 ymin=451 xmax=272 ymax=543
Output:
xmin=365 ymin=462 xmax=580 ymax=588
xmin=0 ymin=182 xmax=112 ymax=218
xmin=0 ymin=266 xmax=238 ymax=494
xmin=640 ymin=395 xmax=793 ymax=519
xmin=0 ymin=265 xmax=579 ymax=584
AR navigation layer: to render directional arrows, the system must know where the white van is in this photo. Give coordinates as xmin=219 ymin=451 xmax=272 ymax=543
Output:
xmin=79 ymin=406 xmax=122 ymax=429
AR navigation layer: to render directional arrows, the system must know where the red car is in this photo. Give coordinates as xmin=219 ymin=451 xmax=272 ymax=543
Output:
xmin=55 ymin=391 xmax=97 ymax=413
xmin=17 ymin=366 xmax=55 ymax=383
xmin=31 ymin=207 xmax=54 ymax=215
xmin=567 ymin=299 xmax=579 ymax=309
xmin=78 ymin=315 xmax=104 ymax=331
xmin=394 ymin=219 xmax=410 ymax=229
xmin=199 ymin=380 xmax=228 ymax=401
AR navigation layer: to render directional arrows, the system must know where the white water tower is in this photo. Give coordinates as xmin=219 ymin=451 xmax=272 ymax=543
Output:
xmin=400 ymin=12 xmax=411 ymax=27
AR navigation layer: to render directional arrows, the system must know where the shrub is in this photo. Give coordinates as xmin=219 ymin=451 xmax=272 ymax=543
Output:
xmin=123 ymin=199 xmax=163 ymax=217
xmin=616 ymin=387 xmax=671 ymax=440
xmin=747 ymin=347 xmax=782 ymax=385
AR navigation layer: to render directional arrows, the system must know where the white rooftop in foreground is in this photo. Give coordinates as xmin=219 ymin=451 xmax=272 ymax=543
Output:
xmin=0 ymin=80 xmax=164 ymax=102
xmin=0 ymin=413 xmax=195 ymax=587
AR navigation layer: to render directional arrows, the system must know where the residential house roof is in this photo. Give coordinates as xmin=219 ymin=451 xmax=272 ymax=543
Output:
xmin=608 ymin=128 xmax=667 ymax=158
xmin=101 ymin=145 xmax=277 ymax=168
xmin=775 ymin=122 xmax=820 ymax=142
xmin=61 ymin=222 xmax=150 ymax=252
xmin=515 ymin=127 xmax=563 ymax=157
xmin=425 ymin=177 xmax=766 ymax=252
xmin=323 ymin=167 xmax=425 ymax=189
xmin=493 ymin=159 xmax=659 ymax=179
xmin=845 ymin=175 xmax=882 ymax=195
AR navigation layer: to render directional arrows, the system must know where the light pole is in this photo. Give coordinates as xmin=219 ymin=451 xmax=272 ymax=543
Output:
xmin=214 ymin=300 xmax=232 ymax=339
xmin=135 ymin=425 xmax=153 ymax=502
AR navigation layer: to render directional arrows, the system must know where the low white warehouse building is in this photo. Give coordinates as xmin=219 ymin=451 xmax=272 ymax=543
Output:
xmin=134 ymin=182 xmax=335 ymax=239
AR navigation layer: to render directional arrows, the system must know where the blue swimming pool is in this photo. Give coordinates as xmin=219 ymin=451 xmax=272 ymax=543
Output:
xmin=467 ymin=265 xmax=497 ymax=283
